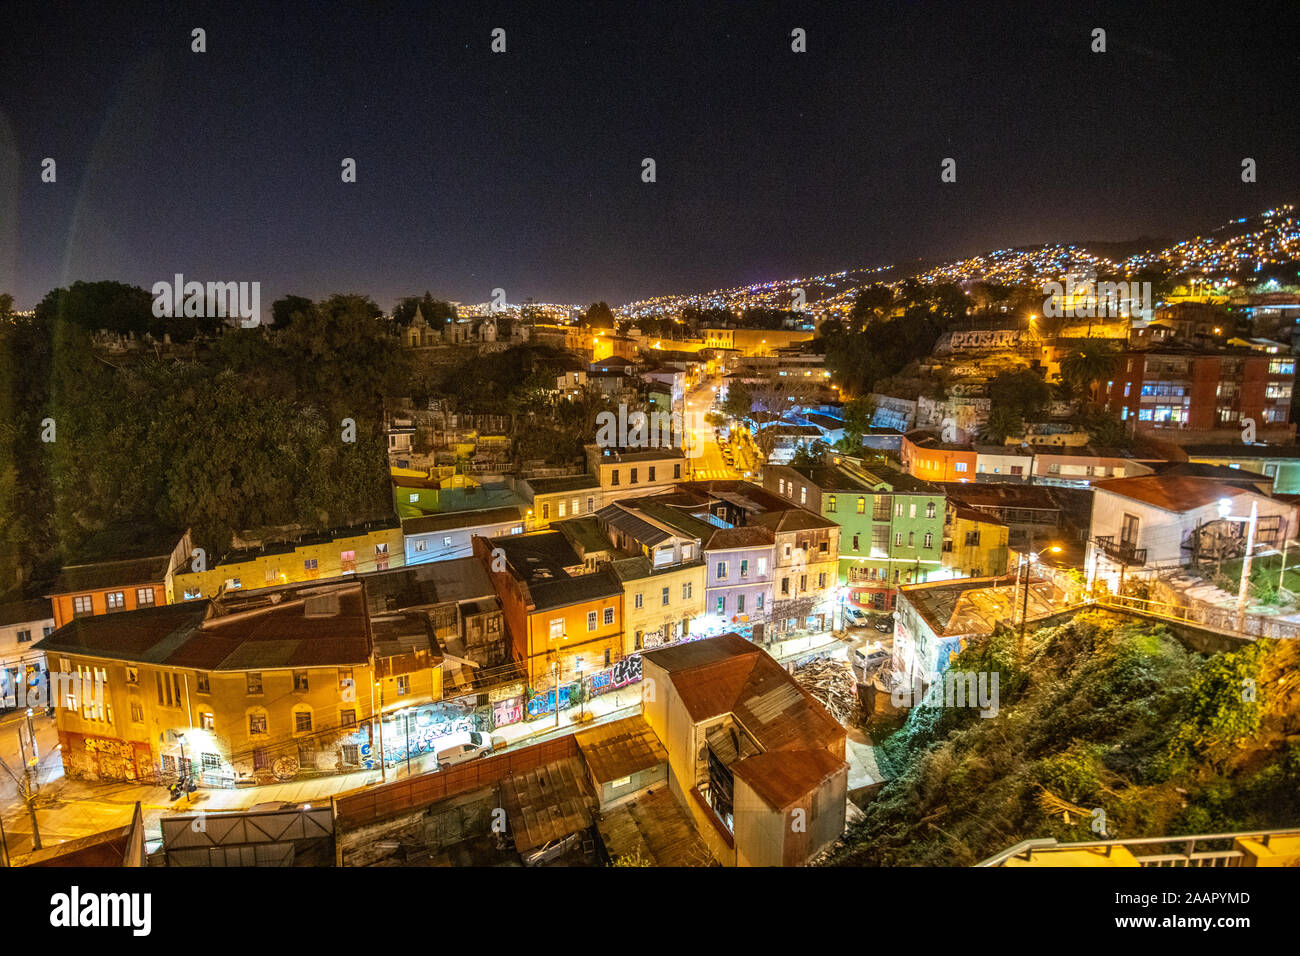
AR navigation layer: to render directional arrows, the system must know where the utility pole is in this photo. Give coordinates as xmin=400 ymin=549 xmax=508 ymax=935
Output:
xmin=1279 ymin=536 xmax=1290 ymax=593
xmin=553 ymin=661 xmax=561 ymax=731
xmin=1236 ymin=500 xmax=1259 ymax=634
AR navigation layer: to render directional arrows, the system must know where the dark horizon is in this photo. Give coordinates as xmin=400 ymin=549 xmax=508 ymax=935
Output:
xmin=2 ymin=0 xmax=1298 ymax=312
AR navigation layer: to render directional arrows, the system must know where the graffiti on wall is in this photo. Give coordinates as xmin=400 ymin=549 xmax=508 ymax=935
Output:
xmin=381 ymin=695 xmax=487 ymax=764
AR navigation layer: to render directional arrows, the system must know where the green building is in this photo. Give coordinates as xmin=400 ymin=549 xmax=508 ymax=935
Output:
xmin=763 ymin=457 xmax=945 ymax=612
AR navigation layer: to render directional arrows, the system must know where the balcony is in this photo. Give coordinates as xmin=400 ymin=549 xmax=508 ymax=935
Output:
xmin=1095 ymin=535 xmax=1146 ymax=567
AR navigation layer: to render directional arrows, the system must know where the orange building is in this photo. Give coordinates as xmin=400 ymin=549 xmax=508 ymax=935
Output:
xmin=472 ymin=532 xmax=624 ymax=689
xmin=47 ymin=535 xmax=192 ymax=629
xmin=901 ymin=431 xmax=978 ymax=484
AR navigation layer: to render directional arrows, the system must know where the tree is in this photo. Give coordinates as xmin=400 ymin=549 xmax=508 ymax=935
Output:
xmin=581 ymin=302 xmax=616 ymax=330
xmin=392 ymin=293 xmax=456 ymax=327
xmin=842 ymin=397 xmax=876 ymax=436
xmin=722 ymin=381 xmax=754 ymax=421
xmin=270 ymin=295 xmax=315 ymax=330
xmin=979 ymin=406 xmax=1025 ymax=444
xmin=1083 ymin=409 xmax=1128 ymax=447
xmin=1058 ymin=345 xmax=1118 ymax=400
xmin=988 ymin=368 xmax=1051 ymax=422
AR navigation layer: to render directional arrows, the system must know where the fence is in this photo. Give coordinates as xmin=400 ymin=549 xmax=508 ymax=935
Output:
xmin=1094 ymin=592 xmax=1300 ymax=640
xmin=333 ymin=734 xmax=580 ymax=831
xmin=978 ymin=828 xmax=1300 ymax=867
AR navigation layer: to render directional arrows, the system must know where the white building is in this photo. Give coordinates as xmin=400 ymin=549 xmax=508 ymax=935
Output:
xmin=0 ymin=599 xmax=54 ymax=711
xmin=1086 ymin=475 xmax=1296 ymax=591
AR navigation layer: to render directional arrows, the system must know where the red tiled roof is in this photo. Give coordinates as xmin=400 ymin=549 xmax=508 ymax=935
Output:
xmin=1092 ymin=475 xmax=1260 ymax=513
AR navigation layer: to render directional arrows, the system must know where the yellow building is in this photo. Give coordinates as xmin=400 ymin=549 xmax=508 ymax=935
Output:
xmin=34 ymin=581 xmax=440 ymax=785
xmin=611 ymin=556 xmax=707 ymax=654
xmin=941 ymin=504 xmax=1010 ymax=579
xmin=169 ymin=519 xmax=404 ymax=602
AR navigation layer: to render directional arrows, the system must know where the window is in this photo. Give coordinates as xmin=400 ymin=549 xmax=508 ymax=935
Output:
xmin=648 ymin=466 xmax=656 ymax=482
xmin=857 ymin=497 xmax=865 ymax=514
xmin=852 ymin=534 xmax=860 ymax=551
xmin=201 ymin=753 xmax=220 ymax=771
xmin=603 ymin=607 xmax=615 ymax=625
xmin=196 ymin=672 xmax=210 ymax=693
xmin=682 ymin=582 xmax=692 ymax=600
xmin=908 ymin=531 xmax=914 ymax=546
xmin=136 ymin=587 xmax=155 ymax=606
xmin=661 ymin=586 xmax=670 ymax=606
xmin=781 ymin=577 xmax=790 ymax=595
xmin=396 ymin=675 xmax=410 ymax=695
xmin=199 ymin=711 xmax=214 ymax=731
xmin=571 ymin=497 xmax=579 ymax=515
xmin=740 ymin=559 xmax=749 ymax=578
xmin=799 ymin=574 xmax=807 ymax=592
xmin=587 ymin=496 xmax=595 ymax=513
xmin=924 ymin=532 xmax=933 ymax=549
xmin=954 ymin=462 xmax=968 ymax=473
xmin=106 ymin=591 xmax=126 ymax=610
xmin=800 ymin=486 xmax=807 ymax=504
xmin=910 ymin=503 xmax=917 ymax=518
xmin=673 ymin=464 xmax=681 ymax=479
xmin=415 ymin=539 xmax=427 ymax=552
xmin=894 ymin=533 xmax=903 ymax=547
xmin=341 ymin=709 xmax=357 ymax=728
xmin=16 ymin=629 xmax=30 ymax=643
xmin=340 ymin=550 xmax=356 ymax=573
xmin=130 ymin=701 xmax=144 ymax=723
xmin=124 ymin=665 xmax=138 ymax=683
xmin=827 ymin=495 xmax=837 ymax=513
xmin=818 ymin=572 xmax=826 ymax=589
xmin=295 ymin=710 xmax=313 ymax=733
xmin=716 ymin=596 xmax=725 ymax=615
xmin=558 ymin=500 xmax=567 ymax=518
xmin=964 ymin=530 xmax=980 ymax=546
xmin=631 ymin=468 xmax=638 ymax=483
xmin=246 ymin=672 xmax=263 ymax=695
xmin=757 ymin=557 xmax=767 ymax=576
xmin=1120 ymin=512 xmax=1140 ymax=546
xmin=293 ymin=671 xmax=309 ymax=692
xmin=634 ymin=592 xmax=644 ymax=609
xmin=304 ymin=557 xmax=318 ymax=572
xmin=249 ymin=714 xmax=268 ymax=735
xmin=896 ymin=502 xmax=904 ymax=517
xmin=610 ymin=470 xmax=620 ymax=486
xmin=550 ymin=618 xmax=564 ymax=639
xmin=716 ymin=561 xmax=728 ymax=580
xmin=737 ymin=594 xmax=745 ymax=613
xmin=542 ymin=503 xmax=551 ymax=520
xmin=587 ymin=610 xmax=598 ymax=631
xmin=756 ymin=593 xmax=764 ymax=611
xmin=926 ymin=502 xmax=936 ymax=519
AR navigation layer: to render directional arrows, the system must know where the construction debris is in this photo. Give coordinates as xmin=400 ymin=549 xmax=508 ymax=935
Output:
xmin=793 ymin=657 xmax=860 ymax=726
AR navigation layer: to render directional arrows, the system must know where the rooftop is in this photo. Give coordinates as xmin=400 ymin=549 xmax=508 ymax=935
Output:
xmin=49 ymin=554 xmax=173 ymax=595
xmin=401 ymin=505 xmax=523 ymax=536
xmin=35 ymin=582 xmax=372 ymax=670
xmin=1092 ymin=475 xmax=1265 ymax=513
xmin=361 ymin=556 xmax=496 ymax=614
xmin=0 ymin=598 xmax=54 ymax=627
xmin=573 ymin=714 xmax=668 ymax=785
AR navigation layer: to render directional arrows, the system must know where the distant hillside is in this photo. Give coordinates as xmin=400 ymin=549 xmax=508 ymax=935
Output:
xmin=824 ymin=610 xmax=1300 ymax=867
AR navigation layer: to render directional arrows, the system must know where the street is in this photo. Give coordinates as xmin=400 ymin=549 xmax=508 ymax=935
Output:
xmin=683 ymin=377 xmax=750 ymax=480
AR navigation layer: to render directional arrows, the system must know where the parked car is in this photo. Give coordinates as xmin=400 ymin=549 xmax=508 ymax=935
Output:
xmin=843 ymin=606 xmax=870 ymax=626
xmin=436 ymin=730 xmax=493 ymax=769
xmin=521 ymin=830 xmax=582 ymax=866
xmin=874 ymin=619 xmax=893 ymax=632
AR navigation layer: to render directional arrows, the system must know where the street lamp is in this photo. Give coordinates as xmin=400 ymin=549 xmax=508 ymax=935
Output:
xmin=1218 ymin=497 xmax=1259 ymax=633
xmin=1016 ymin=545 xmax=1061 ymax=652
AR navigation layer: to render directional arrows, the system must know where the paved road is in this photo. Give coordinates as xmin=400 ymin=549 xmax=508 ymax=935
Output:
xmin=683 ymin=378 xmax=744 ymax=481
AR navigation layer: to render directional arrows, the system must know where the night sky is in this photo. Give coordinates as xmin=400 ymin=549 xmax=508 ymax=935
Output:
xmin=2 ymin=0 xmax=1297 ymax=312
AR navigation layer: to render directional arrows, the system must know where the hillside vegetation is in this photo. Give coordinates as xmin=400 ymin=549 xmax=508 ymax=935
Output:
xmin=827 ymin=611 xmax=1300 ymax=866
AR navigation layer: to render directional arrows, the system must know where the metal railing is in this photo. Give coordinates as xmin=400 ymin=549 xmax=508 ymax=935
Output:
xmin=1095 ymin=535 xmax=1147 ymax=567
xmin=977 ymin=828 xmax=1300 ymax=867
xmin=1093 ymin=592 xmax=1300 ymax=640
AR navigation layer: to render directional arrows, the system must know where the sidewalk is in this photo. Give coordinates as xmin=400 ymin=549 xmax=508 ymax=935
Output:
xmin=1 ymin=689 xmax=645 ymax=859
